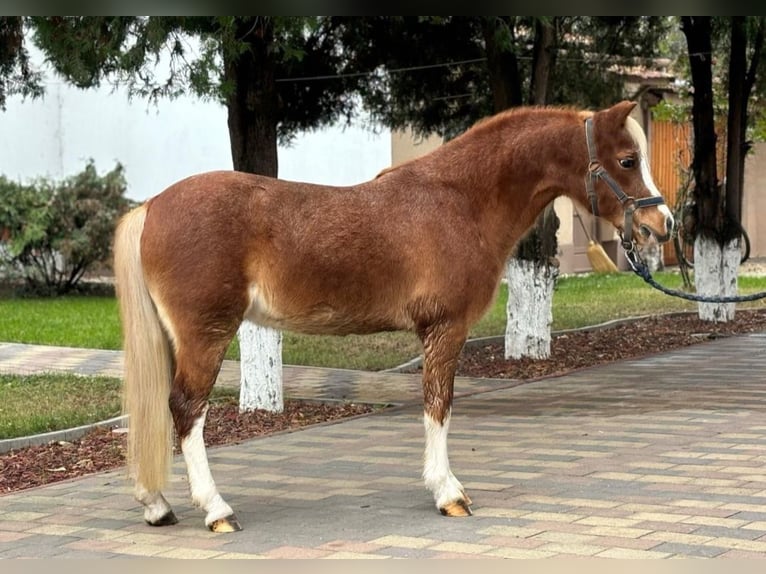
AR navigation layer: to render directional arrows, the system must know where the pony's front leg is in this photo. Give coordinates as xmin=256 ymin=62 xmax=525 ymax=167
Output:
xmin=419 ymin=324 xmax=472 ymax=517
xmin=178 ymin=404 xmax=241 ymax=532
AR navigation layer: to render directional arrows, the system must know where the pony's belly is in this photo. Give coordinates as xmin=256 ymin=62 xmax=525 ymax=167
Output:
xmin=242 ymin=284 xmax=285 ymax=328
xmin=242 ymin=284 xmax=411 ymax=336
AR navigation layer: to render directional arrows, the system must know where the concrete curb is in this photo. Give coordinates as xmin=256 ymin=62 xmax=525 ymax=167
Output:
xmin=0 ymin=415 xmax=127 ymax=454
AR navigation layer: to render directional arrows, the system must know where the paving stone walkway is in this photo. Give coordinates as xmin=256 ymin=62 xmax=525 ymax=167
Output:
xmin=1 ymin=335 xmax=766 ymax=558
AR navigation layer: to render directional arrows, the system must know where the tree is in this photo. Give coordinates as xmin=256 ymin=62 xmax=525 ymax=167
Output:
xmin=0 ymin=161 xmax=132 ymax=294
xmin=342 ymin=16 xmax=671 ymax=359
xmin=501 ymin=17 xmax=670 ymax=359
xmin=31 ymin=16 xmax=365 ymax=412
xmin=499 ymin=17 xmax=559 ymax=361
xmin=680 ymin=16 xmax=766 ymax=321
xmin=0 ymin=17 xmax=43 ymax=110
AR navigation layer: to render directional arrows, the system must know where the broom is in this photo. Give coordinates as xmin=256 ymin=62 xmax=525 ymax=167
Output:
xmin=573 ymin=208 xmax=619 ymax=273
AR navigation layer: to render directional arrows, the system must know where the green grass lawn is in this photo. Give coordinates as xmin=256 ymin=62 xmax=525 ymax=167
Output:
xmin=1 ymin=271 xmax=766 ymax=371
xmin=0 ymin=373 xmax=238 ymax=439
xmin=0 ymin=373 xmax=122 ymax=439
xmin=0 ymin=296 xmax=122 ymax=350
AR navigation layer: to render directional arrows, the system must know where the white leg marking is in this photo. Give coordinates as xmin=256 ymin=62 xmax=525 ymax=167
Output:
xmin=423 ymin=410 xmax=466 ymax=509
xmin=181 ymin=407 xmax=234 ymax=526
xmin=135 ymin=483 xmax=174 ymax=524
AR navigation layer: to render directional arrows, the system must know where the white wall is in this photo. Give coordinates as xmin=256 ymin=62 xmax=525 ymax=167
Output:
xmin=0 ymin=81 xmax=391 ymax=202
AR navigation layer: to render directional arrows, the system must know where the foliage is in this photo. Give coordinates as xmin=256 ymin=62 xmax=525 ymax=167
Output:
xmin=665 ymin=17 xmax=766 ymax=145
xmin=0 ymin=161 xmax=133 ymax=295
xmin=29 ymin=17 xmax=364 ymax=147
xmin=552 ymin=17 xmax=671 ymax=107
xmin=651 ymin=99 xmax=691 ymax=124
xmin=0 ymin=17 xmax=43 ymax=109
xmin=340 ymin=16 xmax=672 ymax=141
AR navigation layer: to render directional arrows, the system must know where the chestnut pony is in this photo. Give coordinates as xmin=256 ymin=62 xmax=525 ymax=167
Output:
xmin=114 ymin=100 xmax=673 ymax=532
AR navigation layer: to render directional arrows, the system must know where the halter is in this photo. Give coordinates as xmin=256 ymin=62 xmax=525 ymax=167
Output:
xmin=584 ymin=117 xmax=666 ymax=250
xmin=583 ymin=118 xmax=766 ymax=304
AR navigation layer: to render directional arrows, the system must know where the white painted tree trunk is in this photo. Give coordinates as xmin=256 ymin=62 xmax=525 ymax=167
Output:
xmin=643 ymin=237 xmax=664 ymax=272
xmin=237 ymin=321 xmax=283 ymax=413
xmin=694 ymin=236 xmax=740 ymax=322
xmin=504 ymin=258 xmax=558 ymax=360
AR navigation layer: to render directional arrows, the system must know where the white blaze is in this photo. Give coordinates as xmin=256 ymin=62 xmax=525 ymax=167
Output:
xmin=625 ymin=116 xmax=674 ymax=223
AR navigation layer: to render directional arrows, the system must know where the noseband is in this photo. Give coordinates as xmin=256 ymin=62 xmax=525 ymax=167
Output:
xmin=584 ymin=117 xmax=665 ymax=249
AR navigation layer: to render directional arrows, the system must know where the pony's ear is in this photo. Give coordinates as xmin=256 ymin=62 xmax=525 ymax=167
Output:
xmin=604 ymin=100 xmax=637 ymax=126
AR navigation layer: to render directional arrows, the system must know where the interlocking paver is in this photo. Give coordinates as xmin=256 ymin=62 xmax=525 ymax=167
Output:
xmin=2 ymin=332 xmax=766 ymax=558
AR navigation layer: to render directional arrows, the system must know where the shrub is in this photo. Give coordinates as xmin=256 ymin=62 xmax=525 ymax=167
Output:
xmin=0 ymin=160 xmax=134 ymax=295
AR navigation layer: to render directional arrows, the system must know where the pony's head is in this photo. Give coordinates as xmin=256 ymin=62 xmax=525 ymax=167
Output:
xmin=582 ymin=101 xmax=674 ymax=249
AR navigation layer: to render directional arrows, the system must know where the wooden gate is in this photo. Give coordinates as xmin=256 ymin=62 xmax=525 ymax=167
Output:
xmin=649 ymin=120 xmax=692 ymax=265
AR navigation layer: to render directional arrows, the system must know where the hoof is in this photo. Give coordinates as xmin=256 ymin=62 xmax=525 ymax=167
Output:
xmin=462 ymin=492 xmax=473 ymax=506
xmin=208 ymin=514 xmax=242 ymax=533
xmin=439 ymin=499 xmax=473 ymax=517
xmin=146 ymin=510 xmax=178 ymax=527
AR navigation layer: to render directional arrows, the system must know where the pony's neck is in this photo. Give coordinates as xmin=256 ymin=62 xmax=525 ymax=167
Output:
xmin=421 ymin=108 xmax=590 ymax=259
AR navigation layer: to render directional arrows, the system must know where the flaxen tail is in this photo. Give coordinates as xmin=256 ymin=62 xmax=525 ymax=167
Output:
xmin=113 ymin=205 xmax=173 ymax=492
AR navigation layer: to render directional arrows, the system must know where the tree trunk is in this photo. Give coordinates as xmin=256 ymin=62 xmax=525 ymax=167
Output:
xmin=682 ymin=16 xmax=732 ymax=323
xmin=237 ymin=323 xmax=283 ymax=411
xmin=223 ymin=18 xmax=283 ymax=413
xmin=504 ymin=257 xmax=558 ymax=360
xmin=225 ymin=18 xmax=279 ymax=177
xmin=504 ymin=17 xmax=559 ymax=360
xmin=725 ymin=16 xmax=747 ymax=227
xmin=482 ymin=17 xmax=522 ymax=109
xmin=683 ymin=17 xmax=765 ymax=323
xmin=694 ymin=236 xmax=739 ymax=322
xmin=681 ymin=16 xmax=722 ymax=238
xmin=529 ymin=18 xmax=555 ymax=106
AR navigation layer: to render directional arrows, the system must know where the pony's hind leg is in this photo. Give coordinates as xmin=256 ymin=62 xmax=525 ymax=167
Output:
xmin=419 ymin=323 xmax=473 ymax=517
xmin=135 ymin=483 xmax=178 ymax=526
xmin=170 ymin=338 xmax=241 ymax=532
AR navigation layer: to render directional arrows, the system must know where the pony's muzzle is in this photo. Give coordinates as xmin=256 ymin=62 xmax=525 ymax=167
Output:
xmin=640 ymin=223 xmax=670 ymax=243
xmin=639 ymin=212 xmax=674 ymax=244
xmin=659 ymin=212 xmax=675 ymax=242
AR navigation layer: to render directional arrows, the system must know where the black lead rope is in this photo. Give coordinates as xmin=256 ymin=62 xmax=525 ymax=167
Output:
xmin=624 ymin=246 xmax=766 ymax=303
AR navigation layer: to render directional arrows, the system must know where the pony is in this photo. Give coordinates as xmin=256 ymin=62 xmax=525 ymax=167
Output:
xmin=113 ymin=100 xmax=674 ymax=532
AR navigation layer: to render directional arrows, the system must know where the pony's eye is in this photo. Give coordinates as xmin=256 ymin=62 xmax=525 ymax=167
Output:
xmin=619 ymin=157 xmax=636 ymax=169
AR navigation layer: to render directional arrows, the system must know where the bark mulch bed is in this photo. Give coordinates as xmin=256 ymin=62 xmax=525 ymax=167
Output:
xmin=454 ymin=309 xmax=766 ymax=380
xmin=0 ymin=401 xmax=372 ymax=494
